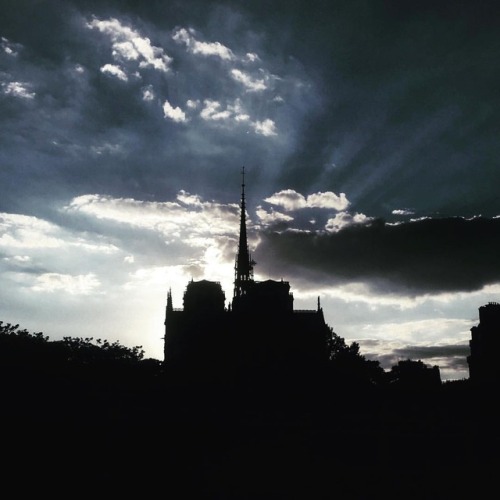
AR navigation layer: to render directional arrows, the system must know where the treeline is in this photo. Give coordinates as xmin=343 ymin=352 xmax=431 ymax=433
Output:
xmin=0 ymin=320 xmax=445 ymax=389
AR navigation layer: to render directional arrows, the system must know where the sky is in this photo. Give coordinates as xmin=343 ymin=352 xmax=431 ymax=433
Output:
xmin=1 ymin=0 xmax=499 ymax=380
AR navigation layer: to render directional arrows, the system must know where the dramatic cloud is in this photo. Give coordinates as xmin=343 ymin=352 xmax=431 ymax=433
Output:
xmin=87 ymin=17 xmax=172 ymax=72
xmin=1 ymin=36 xmax=21 ymax=56
xmin=1 ymin=81 xmax=35 ymax=99
xmin=32 ymin=273 xmax=101 ymax=295
xmin=325 ymin=212 xmax=373 ymax=233
xmin=100 ymin=63 xmax=128 ymax=81
xmin=307 ymin=192 xmax=350 ymax=210
xmin=64 ymin=192 xmax=239 ymax=243
xmin=200 ymin=99 xmax=232 ymax=121
xmin=230 ymin=69 xmax=267 ymax=92
xmin=392 ymin=209 xmax=414 ymax=216
xmin=0 ymin=212 xmax=119 ymax=253
xmin=172 ymin=27 xmax=234 ymax=60
xmin=252 ymin=119 xmax=277 ymax=137
xmin=255 ymin=206 xmax=294 ymax=226
xmin=142 ymin=85 xmax=155 ymax=101
xmin=256 ymin=217 xmax=500 ymax=295
xmin=163 ymin=100 xmax=187 ymax=122
xmin=264 ymin=190 xmax=350 ymax=211
xmin=265 ymin=190 xmax=307 ymax=210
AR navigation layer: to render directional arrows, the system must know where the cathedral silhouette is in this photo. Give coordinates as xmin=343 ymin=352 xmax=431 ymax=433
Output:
xmin=164 ymin=169 xmax=330 ymax=376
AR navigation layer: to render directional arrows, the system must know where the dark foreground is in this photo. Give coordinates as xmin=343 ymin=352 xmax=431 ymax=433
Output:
xmin=2 ymin=367 xmax=499 ymax=499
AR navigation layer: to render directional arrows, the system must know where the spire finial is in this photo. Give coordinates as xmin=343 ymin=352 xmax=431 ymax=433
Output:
xmin=241 ymin=166 xmax=245 ymax=201
xmin=234 ymin=167 xmax=253 ymax=297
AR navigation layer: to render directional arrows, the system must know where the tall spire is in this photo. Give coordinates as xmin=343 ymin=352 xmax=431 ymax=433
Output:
xmin=234 ymin=167 xmax=254 ymax=297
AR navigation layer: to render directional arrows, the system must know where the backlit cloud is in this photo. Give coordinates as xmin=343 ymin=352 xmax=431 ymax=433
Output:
xmin=256 ymin=206 xmax=294 ymax=226
xmin=1 ymin=36 xmax=21 ymax=56
xmin=230 ymin=69 xmax=267 ymax=92
xmin=163 ymin=99 xmax=187 ymax=122
xmin=307 ymin=192 xmax=350 ymax=210
xmin=265 ymin=190 xmax=306 ymax=210
xmin=0 ymin=212 xmax=119 ymax=253
xmin=1 ymin=81 xmax=35 ymax=99
xmin=32 ymin=272 xmax=101 ymax=295
xmin=141 ymin=85 xmax=155 ymax=101
xmin=87 ymin=17 xmax=172 ymax=72
xmin=172 ymin=27 xmax=234 ymax=60
xmin=252 ymin=119 xmax=277 ymax=136
xmin=200 ymin=99 xmax=232 ymax=121
xmin=392 ymin=209 xmax=414 ymax=216
xmin=64 ymin=193 xmax=239 ymax=241
xmin=100 ymin=63 xmax=128 ymax=81
xmin=264 ymin=190 xmax=350 ymax=211
xmin=325 ymin=211 xmax=373 ymax=232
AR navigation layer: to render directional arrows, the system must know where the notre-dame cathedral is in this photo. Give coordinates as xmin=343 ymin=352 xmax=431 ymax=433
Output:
xmin=164 ymin=170 xmax=330 ymax=376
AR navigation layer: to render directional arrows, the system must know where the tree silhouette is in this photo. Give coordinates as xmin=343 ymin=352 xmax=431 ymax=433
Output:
xmin=388 ymin=358 xmax=441 ymax=389
xmin=325 ymin=326 xmax=386 ymax=385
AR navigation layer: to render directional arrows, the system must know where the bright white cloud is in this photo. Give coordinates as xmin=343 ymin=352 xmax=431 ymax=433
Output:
xmin=256 ymin=207 xmax=294 ymax=226
xmin=244 ymin=52 xmax=260 ymax=63
xmin=358 ymin=317 xmax=473 ymax=345
xmin=307 ymin=192 xmax=350 ymax=211
xmin=0 ymin=212 xmax=119 ymax=254
xmin=392 ymin=209 xmax=414 ymax=216
xmin=265 ymin=189 xmax=350 ymax=211
xmin=176 ymin=190 xmax=204 ymax=207
xmin=230 ymin=69 xmax=267 ymax=92
xmin=163 ymin=99 xmax=187 ymax=122
xmin=1 ymin=81 xmax=35 ymax=99
xmin=325 ymin=211 xmax=373 ymax=232
xmin=186 ymin=99 xmax=200 ymax=109
xmin=64 ymin=193 xmax=239 ymax=241
xmin=172 ymin=27 xmax=234 ymax=60
xmin=0 ymin=213 xmax=66 ymax=249
xmin=100 ymin=63 xmax=128 ymax=81
xmin=87 ymin=17 xmax=172 ymax=72
xmin=235 ymin=113 xmax=250 ymax=122
xmin=252 ymin=119 xmax=277 ymax=136
xmin=32 ymin=273 xmax=101 ymax=295
xmin=264 ymin=190 xmax=307 ymax=211
xmin=194 ymin=98 xmax=274 ymax=136
xmin=200 ymin=99 xmax=232 ymax=121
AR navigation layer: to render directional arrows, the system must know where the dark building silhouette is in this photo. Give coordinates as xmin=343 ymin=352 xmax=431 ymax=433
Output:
xmin=164 ymin=169 xmax=330 ymax=375
xmin=467 ymin=301 xmax=500 ymax=384
xmin=388 ymin=359 xmax=441 ymax=389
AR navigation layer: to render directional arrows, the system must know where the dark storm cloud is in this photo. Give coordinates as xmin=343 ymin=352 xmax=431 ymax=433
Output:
xmin=392 ymin=344 xmax=470 ymax=362
xmin=255 ymin=216 xmax=500 ymax=295
xmin=373 ymin=343 xmax=471 ymax=375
